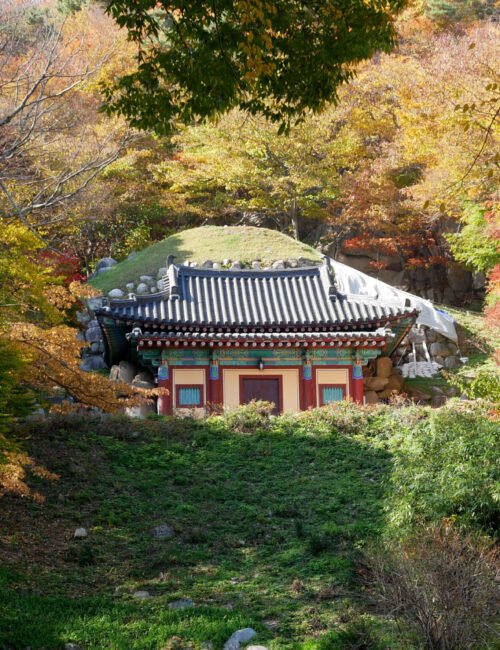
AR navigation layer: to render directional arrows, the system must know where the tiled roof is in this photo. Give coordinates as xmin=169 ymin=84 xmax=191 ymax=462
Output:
xmin=98 ymin=262 xmax=418 ymax=330
xmin=133 ymin=328 xmax=393 ymax=349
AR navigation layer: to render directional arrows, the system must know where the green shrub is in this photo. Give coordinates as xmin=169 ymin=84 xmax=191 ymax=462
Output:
xmin=223 ymin=400 xmax=275 ymax=433
xmin=387 ymin=402 xmax=499 ymax=533
xmin=447 ymin=368 xmax=500 ymax=402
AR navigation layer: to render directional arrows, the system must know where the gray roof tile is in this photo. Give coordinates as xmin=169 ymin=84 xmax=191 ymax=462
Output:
xmin=100 ymin=263 xmax=417 ymax=329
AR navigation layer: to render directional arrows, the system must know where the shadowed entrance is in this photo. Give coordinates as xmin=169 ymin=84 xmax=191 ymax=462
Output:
xmin=241 ymin=377 xmax=281 ymax=414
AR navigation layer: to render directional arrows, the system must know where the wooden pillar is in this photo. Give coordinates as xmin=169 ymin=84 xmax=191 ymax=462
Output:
xmin=301 ymin=357 xmax=315 ymax=410
xmin=157 ymin=364 xmax=172 ymax=415
xmin=209 ymin=360 xmax=223 ymax=412
xmin=352 ymin=359 xmax=364 ymax=404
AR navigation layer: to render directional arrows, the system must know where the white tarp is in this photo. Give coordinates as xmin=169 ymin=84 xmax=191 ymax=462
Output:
xmin=329 ymin=257 xmax=458 ymax=342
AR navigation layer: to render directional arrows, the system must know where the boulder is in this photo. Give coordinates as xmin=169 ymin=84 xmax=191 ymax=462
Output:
xmin=87 ymin=297 xmax=104 ymax=311
xmin=385 ymin=374 xmax=404 ymax=392
xmin=376 ymin=357 xmax=393 ymax=378
xmin=132 ymin=370 xmax=155 ymax=389
xmin=110 ymin=360 xmax=137 ymax=384
xmin=95 ymin=257 xmax=117 ymax=271
xmin=444 ymin=355 xmax=462 ymax=370
xmin=446 ymin=263 xmax=472 ymax=294
xmin=135 ymin=283 xmax=148 ymax=295
xmin=124 ymin=403 xmax=156 ymax=418
xmin=108 ymin=288 xmax=124 ymax=299
xmin=364 ymin=391 xmax=379 ymax=404
xmin=430 ymin=342 xmax=451 ymax=358
xmin=223 ymin=628 xmax=257 ymax=650
xmin=408 ymin=387 xmax=432 ymax=402
xmin=85 ymin=326 xmax=102 ymax=343
xmin=80 ymin=356 xmax=107 ymax=371
xmin=364 ymin=376 xmax=389 ymax=392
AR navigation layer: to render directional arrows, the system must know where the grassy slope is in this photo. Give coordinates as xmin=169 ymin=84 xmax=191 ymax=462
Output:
xmin=90 ymin=226 xmax=321 ymax=294
xmin=0 ymin=414 xmax=394 ymax=650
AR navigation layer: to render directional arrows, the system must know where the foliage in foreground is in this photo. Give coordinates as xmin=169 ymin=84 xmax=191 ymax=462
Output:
xmin=366 ymin=521 xmax=499 ymax=650
xmin=0 ymin=401 xmax=498 ymax=649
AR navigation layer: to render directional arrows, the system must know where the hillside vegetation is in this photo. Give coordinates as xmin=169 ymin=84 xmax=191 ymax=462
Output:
xmin=0 ymin=401 xmax=497 ymax=649
xmin=90 ymin=226 xmax=321 ymax=293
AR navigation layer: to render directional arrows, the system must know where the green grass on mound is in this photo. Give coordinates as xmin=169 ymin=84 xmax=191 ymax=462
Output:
xmin=90 ymin=226 xmax=321 ymax=294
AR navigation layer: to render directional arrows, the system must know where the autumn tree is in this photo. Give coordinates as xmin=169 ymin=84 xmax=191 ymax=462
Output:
xmin=102 ymin=0 xmax=406 ymax=134
xmin=0 ymin=1 xmax=129 ymax=234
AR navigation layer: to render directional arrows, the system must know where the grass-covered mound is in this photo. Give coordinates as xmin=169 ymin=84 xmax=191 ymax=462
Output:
xmin=90 ymin=226 xmax=321 ymax=294
xmin=0 ymin=401 xmax=497 ymax=649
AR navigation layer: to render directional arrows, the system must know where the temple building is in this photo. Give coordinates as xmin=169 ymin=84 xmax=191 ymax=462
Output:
xmin=96 ymin=258 xmax=418 ymax=415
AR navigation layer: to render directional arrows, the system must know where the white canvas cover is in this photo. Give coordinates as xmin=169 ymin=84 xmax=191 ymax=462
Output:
xmin=329 ymin=257 xmax=458 ymax=342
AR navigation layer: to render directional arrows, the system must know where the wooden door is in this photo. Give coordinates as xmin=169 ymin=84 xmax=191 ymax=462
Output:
xmin=241 ymin=377 xmax=281 ymax=414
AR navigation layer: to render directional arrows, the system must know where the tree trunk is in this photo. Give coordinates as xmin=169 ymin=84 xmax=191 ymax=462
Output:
xmin=290 ymin=197 xmax=299 ymax=240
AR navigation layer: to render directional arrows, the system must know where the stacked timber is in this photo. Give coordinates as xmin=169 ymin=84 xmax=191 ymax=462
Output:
xmin=363 ymin=357 xmax=405 ymax=404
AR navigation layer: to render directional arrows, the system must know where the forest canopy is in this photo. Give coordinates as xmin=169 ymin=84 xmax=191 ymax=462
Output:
xmin=102 ymin=0 xmax=406 ymax=134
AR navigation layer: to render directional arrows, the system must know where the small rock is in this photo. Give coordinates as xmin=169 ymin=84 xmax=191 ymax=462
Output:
xmin=263 ymin=619 xmax=278 ymax=631
xmin=201 ymin=643 xmax=214 ymax=650
xmin=150 ymin=287 xmax=157 ymax=293
xmin=223 ymin=628 xmax=257 ymax=650
xmin=213 ymin=262 xmax=220 ymax=269
xmin=152 ymin=524 xmax=175 ymax=540
xmin=223 ymin=259 xmax=231 ymax=266
xmin=74 ymin=527 xmax=88 ymax=539
xmin=202 ymin=260 xmax=214 ymax=268
xmin=133 ymin=590 xmax=151 ymax=600
xmin=64 ymin=644 xmax=82 ymax=650
xmin=168 ymin=598 xmax=194 ymax=610
xmin=272 ymin=260 xmax=285 ymax=269
xmin=135 ymin=283 xmax=148 ymax=295
xmin=108 ymin=288 xmax=124 ymax=299
xmin=157 ymin=280 xmax=164 ymax=290
xmin=126 ymin=283 xmax=135 ymax=291
xmin=252 ymin=261 xmax=261 ymax=270
xmin=139 ymin=275 xmax=154 ymax=283
xmin=95 ymin=257 xmax=117 ymax=271
xmin=444 ymin=355 xmax=462 ymax=370
xmin=231 ymin=261 xmax=242 ymax=269
xmin=157 ymin=267 xmax=167 ymax=278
